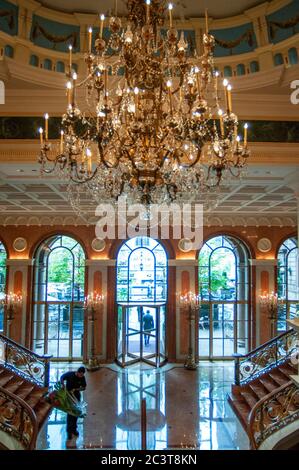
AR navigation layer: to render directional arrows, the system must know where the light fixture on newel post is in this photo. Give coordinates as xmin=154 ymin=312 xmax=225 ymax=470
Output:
xmin=84 ymin=293 xmax=104 ymax=371
xmin=179 ymin=291 xmax=201 ymax=370
xmin=38 ymin=0 xmax=250 ymax=212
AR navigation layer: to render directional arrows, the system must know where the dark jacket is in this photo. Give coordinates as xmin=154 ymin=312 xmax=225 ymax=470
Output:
xmin=60 ymin=371 xmax=86 ymax=401
xmin=143 ymin=313 xmax=154 ymax=331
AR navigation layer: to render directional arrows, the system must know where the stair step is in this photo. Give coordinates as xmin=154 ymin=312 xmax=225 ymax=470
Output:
xmin=268 ymin=371 xmax=289 ymax=387
xmin=33 ymin=401 xmax=52 ymax=427
xmin=26 ymin=390 xmax=47 ymax=409
xmin=0 ymin=374 xmax=16 ymax=387
xmin=17 ymin=384 xmax=37 ymax=400
xmin=240 ymin=391 xmax=259 ymax=409
xmin=4 ymin=378 xmax=26 ymax=394
xmin=249 ymin=383 xmax=270 ymax=400
xmin=258 ymin=377 xmax=278 ymax=393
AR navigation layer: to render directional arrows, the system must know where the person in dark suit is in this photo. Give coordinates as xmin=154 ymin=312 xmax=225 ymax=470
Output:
xmin=60 ymin=366 xmax=86 ymax=440
xmin=143 ymin=310 xmax=154 ymax=346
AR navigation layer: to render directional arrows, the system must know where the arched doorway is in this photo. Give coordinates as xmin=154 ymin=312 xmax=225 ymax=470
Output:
xmin=198 ymin=235 xmax=250 ymax=359
xmin=277 ymin=237 xmax=299 ymax=333
xmin=32 ymin=235 xmax=86 ymax=360
xmin=116 ymin=236 xmax=168 ymax=367
xmin=0 ymin=241 xmax=7 ymax=332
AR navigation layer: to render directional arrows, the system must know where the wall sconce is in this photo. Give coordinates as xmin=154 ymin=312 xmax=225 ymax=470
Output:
xmin=259 ymin=291 xmax=283 ymax=338
xmin=0 ymin=292 xmax=23 ymax=337
xmin=179 ymin=291 xmax=201 ymax=370
xmin=84 ymin=293 xmax=105 ymax=371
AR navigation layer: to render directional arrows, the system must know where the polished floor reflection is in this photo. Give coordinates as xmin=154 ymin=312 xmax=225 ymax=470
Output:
xmin=37 ymin=362 xmax=249 ymax=450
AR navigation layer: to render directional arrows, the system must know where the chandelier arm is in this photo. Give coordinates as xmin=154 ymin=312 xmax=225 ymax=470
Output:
xmin=69 ymin=165 xmax=98 ymax=184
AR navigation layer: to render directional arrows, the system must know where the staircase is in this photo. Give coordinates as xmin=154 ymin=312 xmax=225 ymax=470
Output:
xmin=228 ymin=329 xmax=299 ymax=449
xmin=0 ymin=333 xmax=52 ymax=450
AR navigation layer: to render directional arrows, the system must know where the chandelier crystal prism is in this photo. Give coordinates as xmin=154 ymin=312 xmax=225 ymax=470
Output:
xmin=38 ymin=0 xmax=250 ymax=208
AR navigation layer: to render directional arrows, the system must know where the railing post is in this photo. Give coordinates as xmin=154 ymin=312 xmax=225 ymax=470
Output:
xmin=43 ymin=355 xmax=51 ymax=388
xmin=233 ymin=354 xmax=242 ymax=386
xmin=141 ymin=398 xmax=147 ymax=451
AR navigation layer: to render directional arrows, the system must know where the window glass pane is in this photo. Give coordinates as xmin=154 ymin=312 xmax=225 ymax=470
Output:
xmin=117 ymin=237 xmax=167 ymax=303
xmin=33 ymin=235 xmax=85 ymax=359
xmin=198 ymin=236 xmax=249 ymax=358
xmin=0 ymin=243 xmax=7 ymax=331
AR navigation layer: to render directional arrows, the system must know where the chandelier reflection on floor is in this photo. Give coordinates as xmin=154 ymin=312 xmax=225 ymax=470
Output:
xmin=38 ymin=0 xmax=250 ymax=209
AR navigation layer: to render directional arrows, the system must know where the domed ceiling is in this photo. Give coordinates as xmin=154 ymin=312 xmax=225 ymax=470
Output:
xmin=39 ymin=0 xmax=265 ymax=19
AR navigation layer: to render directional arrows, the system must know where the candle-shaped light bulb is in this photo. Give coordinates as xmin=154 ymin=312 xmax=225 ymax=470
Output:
xmin=205 ymin=8 xmax=209 ymax=34
xmin=227 ymin=84 xmax=232 ymax=113
xmin=134 ymin=87 xmax=139 ymax=115
xmin=166 ymin=80 xmax=173 ymax=113
xmin=69 ymin=44 xmax=73 ymax=70
xmin=86 ymin=148 xmax=92 ymax=173
xmin=66 ymin=81 xmax=72 ymax=106
xmin=39 ymin=127 xmax=44 ymax=145
xmin=244 ymin=123 xmax=248 ymax=146
xmin=236 ymin=135 xmax=241 ymax=143
xmin=168 ymin=3 xmax=173 ymax=28
xmin=60 ymin=130 xmax=64 ymax=153
xmin=218 ymin=109 xmax=224 ymax=137
xmin=88 ymin=27 xmax=92 ymax=53
xmin=146 ymin=0 xmax=151 ymax=24
xmin=44 ymin=113 xmax=49 ymax=140
xmin=100 ymin=14 xmax=105 ymax=38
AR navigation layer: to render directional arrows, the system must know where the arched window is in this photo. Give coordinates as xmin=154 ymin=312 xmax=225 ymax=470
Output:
xmin=198 ymin=235 xmax=250 ymax=358
xmin=43 ymin=59 xmax=52 ymax=70
xmin=236 ymin=64 xmax=245 ymax=76
xmin=223 ymin=66 xmax=232 ymax=78
xmin=56 ymin=61 xmax=65 ymax=73
xmin=274 ymin=53 xmax=284 ymax=66
xmin=250 ymin=60 xmax=259 ymax=73
xmin=33 ymin=235 xmax=85 ymax=359
xmin=277 ymin=237 xmax=299 ymax=332
xmin=30 ymin=54 xmax=39 ymax=67
xmin=117 ymin=237 xmax=167 ymax=303
xmin=288 ymin=47 xmax=298 ymax=66
xmin=0 ymin=242 xmax=7 ymax=331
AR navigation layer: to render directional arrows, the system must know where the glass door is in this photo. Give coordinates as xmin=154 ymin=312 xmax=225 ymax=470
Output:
xmin=198 ymin=301 xmax=249 ymax=359
xmin=116 ymin=303 xmax=167 ymax=367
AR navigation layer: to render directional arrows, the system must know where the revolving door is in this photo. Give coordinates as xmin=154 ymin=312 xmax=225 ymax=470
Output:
xmin=116 ymin=303 xmax=167 ymax=367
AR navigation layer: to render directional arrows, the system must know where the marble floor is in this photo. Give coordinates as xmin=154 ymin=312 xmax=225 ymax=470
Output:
xmin=36 ymin=361 xmax=250 ymax=451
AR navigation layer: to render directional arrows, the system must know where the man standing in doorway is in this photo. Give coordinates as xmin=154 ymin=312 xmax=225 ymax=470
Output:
xmin=143 ymin=310 xmax=154 ymax=346
xmin=60 ymin=366 xmax=86 ymax=440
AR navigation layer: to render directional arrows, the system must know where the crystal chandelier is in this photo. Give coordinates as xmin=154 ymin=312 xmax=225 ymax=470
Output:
xmin=38 ymin=0 xmax=250 ymax=208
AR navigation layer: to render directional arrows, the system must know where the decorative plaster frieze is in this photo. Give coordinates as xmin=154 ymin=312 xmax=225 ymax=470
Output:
xmin=0 ymin=213 xmax=295 ymax=227
xmin=6 ymin=259 xmax=35 ymax=266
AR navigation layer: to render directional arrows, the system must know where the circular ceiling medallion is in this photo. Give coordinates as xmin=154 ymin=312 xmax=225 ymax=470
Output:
xmin=91 ymin=238 xmax=106 ymax=252
xmin=178 ymin=238 xmax=193 ymax=253
xmin=257 ymin=238 xmax=272 ymax=253
xmin=13 ymin=237 xmax=27 ymax=253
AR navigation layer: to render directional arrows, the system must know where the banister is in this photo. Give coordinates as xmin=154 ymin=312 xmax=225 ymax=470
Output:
xmin=233 ymin=328 xmax=295 ymax=360
xmin=0 ymin=332 xmax=50 ymax=362
xmin=233 ymin=328 xmax=298 ymax=385
xmin=0 ymin=386 xmax=38 ymax=450
xmin=247 ymin=380 xmax=299 ymax=450
xmin=0 ymin=333 xmax=52 ymax=387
